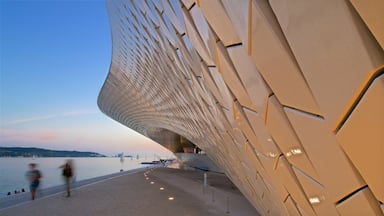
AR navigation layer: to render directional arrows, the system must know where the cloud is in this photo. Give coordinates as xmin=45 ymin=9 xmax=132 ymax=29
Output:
xmin=0 ymin=128 xmax=60 ymax=143
xmin=0 ymin=128 xmax=17 ymax=137
xmin=0 ymin=110 xmax=97 ymax=145
xmin=3 ymin=115 xmax=57 ymax=125
xmin=61 ymin=110 xmax=99 ymax=117
xmin=2 ymin=110 xmax=99 ymax=126
xmin=37 ymin=133 xmax=59 ymax=142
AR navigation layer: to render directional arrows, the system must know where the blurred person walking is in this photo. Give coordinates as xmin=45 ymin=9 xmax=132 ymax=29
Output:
xmin=25 ymin=163 xmax=42 ymax=200
xmin=60 ymin=160 xmax=74 ymax=197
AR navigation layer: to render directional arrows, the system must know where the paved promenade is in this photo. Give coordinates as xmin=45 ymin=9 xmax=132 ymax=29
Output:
xmin=0 ymin=167 xmax=259 ymax=216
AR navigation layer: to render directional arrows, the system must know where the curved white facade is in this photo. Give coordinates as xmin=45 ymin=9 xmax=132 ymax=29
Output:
xmin=98 ymin=1 xmax=384 ymax=215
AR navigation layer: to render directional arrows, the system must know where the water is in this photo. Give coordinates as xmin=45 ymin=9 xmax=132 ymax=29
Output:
xmin=0 ymin=157 xmax=151 ymax=198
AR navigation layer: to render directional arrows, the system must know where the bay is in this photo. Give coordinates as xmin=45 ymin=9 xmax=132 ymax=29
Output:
xmin=0 ymin=157 xmax=152 ymax=198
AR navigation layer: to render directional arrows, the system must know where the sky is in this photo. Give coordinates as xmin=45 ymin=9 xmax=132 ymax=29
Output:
xmin=0 ymin=0 xmax=173 ymax=157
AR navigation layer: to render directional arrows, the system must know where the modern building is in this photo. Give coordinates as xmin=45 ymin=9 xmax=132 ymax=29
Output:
xmin=98 ymin=0 xmax=384 ymax=215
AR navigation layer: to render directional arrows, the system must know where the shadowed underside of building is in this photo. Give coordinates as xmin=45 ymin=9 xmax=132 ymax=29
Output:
xmin=98 ymin=0 xmax=384 ymax=215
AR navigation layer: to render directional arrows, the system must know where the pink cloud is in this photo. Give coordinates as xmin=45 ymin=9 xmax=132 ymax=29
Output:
xmin=0 ymin=128 xmax=60 ymax=143
xmin=0 ymin=128 xmax=17 ymax=136
xmin=37 ymin=133 xmax=59 ymax=142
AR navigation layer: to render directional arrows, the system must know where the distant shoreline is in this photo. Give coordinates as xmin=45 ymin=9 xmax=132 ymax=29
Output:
xmin=0 ymin=147 xmax=105 ymax=158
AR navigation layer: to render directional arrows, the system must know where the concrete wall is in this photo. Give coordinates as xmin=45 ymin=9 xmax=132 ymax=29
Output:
xmin=98 ymin=0 xmax=384 ymax=215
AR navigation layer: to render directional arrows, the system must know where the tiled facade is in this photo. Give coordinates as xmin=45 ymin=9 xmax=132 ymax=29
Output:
xmin=98 ymin=0 xmax=384 ymax=215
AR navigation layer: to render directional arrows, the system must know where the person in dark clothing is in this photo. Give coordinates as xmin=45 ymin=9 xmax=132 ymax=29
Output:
xmin=60 ymin=160 xmax=73 ymax=197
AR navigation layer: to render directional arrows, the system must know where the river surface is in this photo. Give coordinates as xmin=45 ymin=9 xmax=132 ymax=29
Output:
xmin=0 ymin=157 xmax=152 ymax=198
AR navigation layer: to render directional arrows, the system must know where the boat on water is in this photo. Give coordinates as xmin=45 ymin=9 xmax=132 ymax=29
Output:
xmin=140 ymin=161 xmax=160 ymax=165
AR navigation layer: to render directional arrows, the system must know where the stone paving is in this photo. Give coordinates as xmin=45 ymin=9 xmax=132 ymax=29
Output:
xmin=0 ymin=167 xmax=259 ymax=216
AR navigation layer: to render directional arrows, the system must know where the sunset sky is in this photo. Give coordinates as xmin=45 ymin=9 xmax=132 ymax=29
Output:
xmin=0 ymin=0 xmax=173 ymax=157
